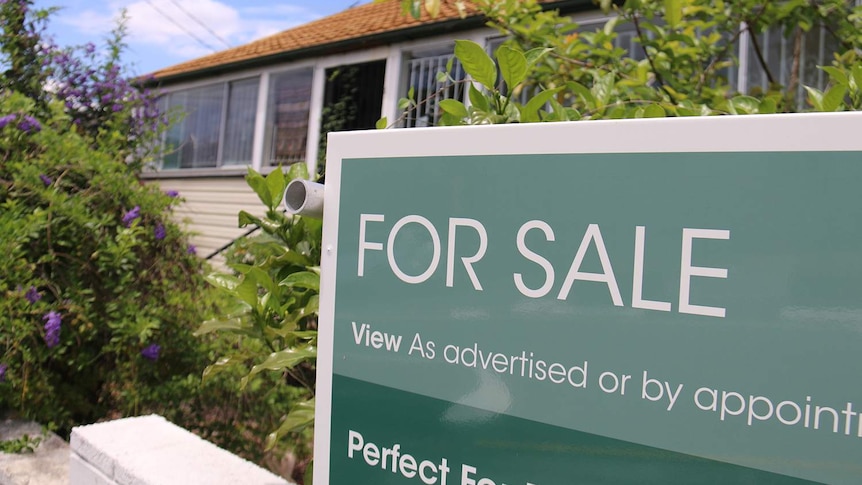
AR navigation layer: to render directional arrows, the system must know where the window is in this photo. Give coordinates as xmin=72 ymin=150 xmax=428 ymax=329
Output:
xmin=743 ymin=24 xmax=839 ymax=103
xmin=161 ymin=78 xmax=259 ymax=170
xmin=266 ymin=69 xmax=313 ymax=165
xmin=402 ymin=49 xmax=466 ymax=128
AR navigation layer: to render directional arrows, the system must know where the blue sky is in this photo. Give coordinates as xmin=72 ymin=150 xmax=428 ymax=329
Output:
xmin=33 ymin=0 xmax=364 ymax=75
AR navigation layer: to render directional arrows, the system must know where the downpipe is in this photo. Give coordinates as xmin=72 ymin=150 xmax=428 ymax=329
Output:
xmin=283 ymin=179 xmax=324 ymax=219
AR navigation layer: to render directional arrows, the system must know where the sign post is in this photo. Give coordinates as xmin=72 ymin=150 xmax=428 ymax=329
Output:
xmin=314 ymin=114 xmax=862 ymax=484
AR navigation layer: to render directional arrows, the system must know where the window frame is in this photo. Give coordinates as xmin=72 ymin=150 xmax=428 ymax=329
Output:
xmin=159 ymin=75 xmax=261 ymax=171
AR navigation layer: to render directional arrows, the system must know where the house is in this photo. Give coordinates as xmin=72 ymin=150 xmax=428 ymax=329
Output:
xmin=144 ymin=0 xmax=839 ymax=262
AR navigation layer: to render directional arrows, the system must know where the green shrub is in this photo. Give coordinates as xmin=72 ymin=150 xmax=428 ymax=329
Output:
xmin=0 ymin=91 xmax=214 ymax=433
xmin=200 ymin=166 xmax=321 ymax=483
xmin=0 ymin=4 xmax=314 ymax=480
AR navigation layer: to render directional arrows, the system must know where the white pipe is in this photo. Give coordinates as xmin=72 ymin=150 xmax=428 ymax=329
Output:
xmin=284 ymin=179 xmax=325 ymax=218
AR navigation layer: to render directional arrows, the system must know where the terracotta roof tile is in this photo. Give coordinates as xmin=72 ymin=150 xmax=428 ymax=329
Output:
xmin=151 ymin=0 xmax=480 ymax=81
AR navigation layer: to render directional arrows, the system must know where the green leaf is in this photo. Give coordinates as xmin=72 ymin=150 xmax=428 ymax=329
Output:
xmin=275 ymin=250 xmax=311 ymax=267
xmin=730 ymin=95 xmax=760 ymax=114
xmin=566 ymin=81 xmax=595 ymax=107
xmin=280 ymin=271 xmax=320 ymax=291
xmin=238 ymin=210 xmax=263 ymax=228
xmin=235 ymin=276 xmax=260 ymax=308
xmin=524 ymin=47 xmax=553 ymax=69
xmin=642 ymin=104 xmax=666 ymax=118
xmin=376 ymin=117 xmax=388 ymax=129
xmin=305 ymin=294 xmax=319 ymax=315
xmin=242 ymin=266 xmax=278 ymax=295
xmin=287 ymin=162 xmax=308 ymax=182
xmin=266 ymin=167 xmax=286 ymax=210
xmin=286 ymin=330 xmax=319 ymax=340
xmin=304 ymin=462 xmax=313 ymax=485
xmin=195 ymin=317 xmax=252 ymax=336
xmin=521 ymin=87 xmax=563 ymax=123
xmin=468 ymin=83 xmax=489 ymax=112
xmin=404 ymin=0 xmax=421 ymax=18
xmin=591 ymin=72 xmax=614 ymax=108
xmin=246 ymin=169 xmax=272 ymax=208
xmin=454 ymin=40 xmax=497 ymax=90
xmin=851 ymin=65 xmax=862 ymax=92
xmin=202 ymin=355 xmax=246 ymax=384
xmin=821 ymin=66 xmax=848 ymax=88
xmin=664 ymin=0 xmax=682 ymax=28
xmin=804 ymin=86 xmax=824 ymax=111
xmin=758 ymin=98 xmax=777 ymax=114
xmin=496 ymin=45 xmax=527 ymax=88
xmin=205 ymin=273 xmax=240 ymax=292
xmin=264 ymin=399 xmax=316 ymax=451
xmin=439 ymin=99 xmax=469 ymax=118
xmin=424 ymin=0 xmax=440 ymax=17
xmin=822 ymin=85 xmax=847 ymax=112
xmin=241 ymin=347 xmax=317 ymax=389
xmin=603 ymin=16 xmax=620 ymax=35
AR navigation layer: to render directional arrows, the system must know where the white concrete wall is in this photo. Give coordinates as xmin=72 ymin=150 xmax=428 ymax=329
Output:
xmin=70 ymin=415 xmax=291 ymax=485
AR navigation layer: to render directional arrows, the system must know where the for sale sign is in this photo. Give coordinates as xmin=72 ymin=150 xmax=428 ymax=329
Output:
xmin=314 ymin=114 xmax=862 ymax=484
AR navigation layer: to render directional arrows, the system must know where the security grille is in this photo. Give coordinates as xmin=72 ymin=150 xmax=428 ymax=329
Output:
xmin=403 ymin=53 xmax=466 ymax=128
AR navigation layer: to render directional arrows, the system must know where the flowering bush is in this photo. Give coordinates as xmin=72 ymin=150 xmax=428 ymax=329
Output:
xmin=0 ymin=6 xmax=311 ymax=479
xmin=1 ymin=0 xmax=166 ymax=170
xmin=0 ymin=91 xmax=214 ymax=432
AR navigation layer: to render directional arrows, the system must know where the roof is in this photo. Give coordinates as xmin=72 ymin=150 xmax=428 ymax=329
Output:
xmin=150 ymin=0 xmax=592 ymax=84
xmin=151 ymin=0 xmax=480 ymax=83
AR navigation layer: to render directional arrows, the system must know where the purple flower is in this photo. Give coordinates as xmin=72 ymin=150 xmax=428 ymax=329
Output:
xmin=25 ymin=286 xmax=41 ymax=304
xmin=122 ymin=205 xmax=141 ymax=227
xmin=154 ymin=223 xmax=166 ymax=240
xmin=43 ymin=311 xmax=61 ymax=348
xmin=40 ymin=174 xmax=52 ymax=186
xmin=17 ymin=116 xmax=41 ymax=133
xmin=186 ymin=244 xmax=197 ymax=255
xmin=0 ymin=114 xmax=15 ymax=129
xmin=165 ymin=190 xmax=179 ymax=198
xmin=141 ymin=344 xmax=161 ymax=361
xmin=0 ymin=364 xmax=7 ymax=383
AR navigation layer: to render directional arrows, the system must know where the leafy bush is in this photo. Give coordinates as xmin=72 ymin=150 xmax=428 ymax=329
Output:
xmin=0 ymin=90 xmax=212 ymax=433
xmin=0 ymin=4 xmax=320 ymax=481
xmin=389 ymin=0 xmax=862 ymax=125
xmin=200 ymin=165 xmax=321 ymax=483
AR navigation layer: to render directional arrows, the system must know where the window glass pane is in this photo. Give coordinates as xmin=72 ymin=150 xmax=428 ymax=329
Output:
xmin=799 ymin=26 xmax=826 ymax=90
xmin=164 ymin=84 xmax=223 ymax=169
xmin=222 ymin=78 xmax=259 ymax=166
xmin=267 ymin=69 xmax=313 ymax=165
xmin=159 ymin=95 xmax=180 ymax=170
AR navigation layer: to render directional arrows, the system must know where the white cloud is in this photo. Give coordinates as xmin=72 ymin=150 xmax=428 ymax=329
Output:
xmin=58 ymin=0 xmax=325 ymax=68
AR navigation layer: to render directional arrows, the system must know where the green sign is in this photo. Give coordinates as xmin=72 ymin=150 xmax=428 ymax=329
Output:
xmin=315 ymin=115 xmax=862 ymax=484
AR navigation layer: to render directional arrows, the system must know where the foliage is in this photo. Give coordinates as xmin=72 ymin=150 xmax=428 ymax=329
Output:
xmin=0 ymin=433 xmax=43 ymax=454
xmin=0 ymin=3 xmax=315 ymax=481
xmin=199 ymin=164 xmax=321 ymax=483
xmin=387 ymin=0 xmax=862 ymax=125
xmin=0 ymin=87 xmax=214 ymax=434
xmin=1 ymin=1 xmax=166 ymax=170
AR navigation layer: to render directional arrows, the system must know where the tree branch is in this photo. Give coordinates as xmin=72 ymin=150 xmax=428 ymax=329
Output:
xmin=631 ymin=13 xmax=679 ymax=104
xmin=747 ymin=23 xmax=776 ymax=85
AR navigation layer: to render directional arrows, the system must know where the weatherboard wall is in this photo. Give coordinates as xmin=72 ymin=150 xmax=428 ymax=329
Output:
xmin=151 ymin=176 xmax=264 ymax=264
